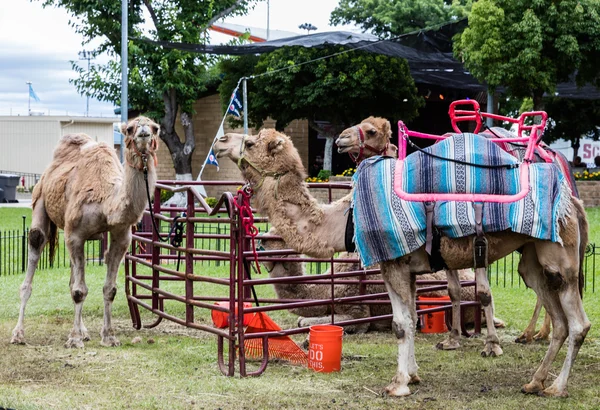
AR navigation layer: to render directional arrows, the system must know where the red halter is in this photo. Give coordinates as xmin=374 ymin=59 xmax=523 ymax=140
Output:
xmin=349 ymin=125 xmax=389 ymax=164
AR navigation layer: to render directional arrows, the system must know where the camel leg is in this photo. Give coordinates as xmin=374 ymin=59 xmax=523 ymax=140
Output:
xmin=11 ymin=199 xmax=51 ymax=344
xmin=528 ymin=240 xmax=590 ymax=398
xmin=533 ymin=309 xmax=552 ymax=342
xmin=64 ymin=233 xmax=88 ymax=348
xmin=538 ymin=283 xmax=590 ymax=397
xmin=475 ymin=267 xmax=502 ymax=357
xmin=518 ymin=244 xmax=569 ymax=395
xmin=100 ymin=228 xmax=131 ymax=347
xmin=515 ymin=297 xmax=543 ymax=344
xmin=380 ymin=260 xmax=418 ymax=397
xmin=298 ymin=309 xmax=370 ymax=334
xmin=436 ymin=269 xmax=461 ymax=351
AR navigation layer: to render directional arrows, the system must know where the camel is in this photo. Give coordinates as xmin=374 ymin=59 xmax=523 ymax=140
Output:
xmin=260 ymin=228 xmax=487 ymax=333
xmin=336 ymin=117 xmax=586 ymax=345
xmin=11 ymin=116 xmax=160 ymax=348
xmin=215 ymin=128 xmax=589 ymax=398
xmin=336 ymin=116 xmax=505 ymax=353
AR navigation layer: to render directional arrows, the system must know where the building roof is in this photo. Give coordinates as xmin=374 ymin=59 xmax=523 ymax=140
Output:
xmin=210 ymin=22 xmax=299 ymax=42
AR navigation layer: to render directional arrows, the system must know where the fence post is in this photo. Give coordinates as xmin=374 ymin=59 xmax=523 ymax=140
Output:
xmin=21 ymin=215 xmax=26 ymax=272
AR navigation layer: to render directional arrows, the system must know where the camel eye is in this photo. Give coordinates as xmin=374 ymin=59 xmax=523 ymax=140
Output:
xmin=151 ymin=125 xmax=159 ymax=134
xmin=245 ymin=140 xmax=255 ymax=149
xmin=218 ymin=135 xmax=228 ymax=142
xmin=366 ymin=128 xmax=377 ymax=136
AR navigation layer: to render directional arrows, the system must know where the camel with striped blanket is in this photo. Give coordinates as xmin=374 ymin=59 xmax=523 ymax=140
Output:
xmin=214 ymin=128 xmax=589 ymax=398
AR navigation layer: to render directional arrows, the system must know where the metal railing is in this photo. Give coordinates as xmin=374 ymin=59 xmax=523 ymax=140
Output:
xmin=0 ymin=170 xmax=41 ymax=192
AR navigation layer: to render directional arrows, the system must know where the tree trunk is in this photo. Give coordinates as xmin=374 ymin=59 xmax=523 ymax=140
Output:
xmin=159 ymin=89 xmax=196 ymax=206
xmin=323 ymin=136 xmax=334 ymax=171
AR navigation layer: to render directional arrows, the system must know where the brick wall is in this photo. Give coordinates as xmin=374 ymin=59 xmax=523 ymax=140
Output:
xmin=156 ymin=93 xmax=310 ymax=199
xmin=576 ymin=181 xmax=600 ymax=207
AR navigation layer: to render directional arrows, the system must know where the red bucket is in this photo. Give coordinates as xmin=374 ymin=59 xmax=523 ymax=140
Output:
xmin=211 ymin=302 xmax=253 ymax=328
xmin=308 ymin=325 xmax=343 ymax=373
xmin=418 ymin=296 xmax=450 ymax=333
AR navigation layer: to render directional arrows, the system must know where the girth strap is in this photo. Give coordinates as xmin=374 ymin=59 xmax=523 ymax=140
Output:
xmin=473 ymin=202 xmax=489 ymax=268
xmin=425 ymin=201 xmax=435 ymax=255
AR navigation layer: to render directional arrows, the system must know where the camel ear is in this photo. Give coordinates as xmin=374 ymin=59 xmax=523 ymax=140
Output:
xmin=120 ymin=122 xmax=129 ymax=136
xmin=267 ymin=137 xmax=285 ymax=155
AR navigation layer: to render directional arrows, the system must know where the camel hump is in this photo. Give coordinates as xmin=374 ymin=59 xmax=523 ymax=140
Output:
xmin=52 ymin=133 xmax=95 ymax=161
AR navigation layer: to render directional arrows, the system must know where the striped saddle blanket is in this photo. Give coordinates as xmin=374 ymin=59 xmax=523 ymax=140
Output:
xmin=352 ymin=138 xmax=572 ymax=267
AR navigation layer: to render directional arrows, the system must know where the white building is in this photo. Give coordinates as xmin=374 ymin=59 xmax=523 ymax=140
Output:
xmin=0 ymin=116 xmax=117 ymax=177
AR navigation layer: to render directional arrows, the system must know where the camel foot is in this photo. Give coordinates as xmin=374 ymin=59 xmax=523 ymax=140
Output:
xmin=100 ymin=336 xmax=121 ymax=347
xmin=10 ymin=329 xmax=25 ymax=345
xmin=521 ymin=380 xmax=545 ymax=395
xmin=493 ymin=318 xmax=506 ymax=328
xmin=65 ymin=337 xmax=85 ymax=349
xmin=538 ymin=386 xmax=569 ymax=398
xmin=481 ymin=342 xmax=503 ymax=357
xmin=384 ymin=382 xmax=411 ymax=397
xmin=514 ymin=333 xmax=533 ymax=344
xmin=436 ymin=337 xmax=460 ymax=351
xmin=533 ymin=331 xmax=550 ymax=342
xmin=409 ymin=374 xmax=421 ymax=385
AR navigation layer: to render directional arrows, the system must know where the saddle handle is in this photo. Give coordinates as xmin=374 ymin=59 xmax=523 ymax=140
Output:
xmin=449 ymin=99 xmax=482 ymax=134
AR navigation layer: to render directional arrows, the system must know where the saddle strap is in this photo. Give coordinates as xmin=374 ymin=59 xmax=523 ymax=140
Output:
xmin=473 ymin=203 xmax=489 ymax=268
xmin=345 ymin=207 xmax=356 ymax=253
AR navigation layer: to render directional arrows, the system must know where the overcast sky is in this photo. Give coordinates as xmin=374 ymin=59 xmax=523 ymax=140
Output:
xmin=0 ymin=0 xmax=358 ymax=118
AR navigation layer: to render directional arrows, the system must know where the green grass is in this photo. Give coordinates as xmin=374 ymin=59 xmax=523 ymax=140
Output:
xmin=1 ymin=207 xmax=600 ymax=409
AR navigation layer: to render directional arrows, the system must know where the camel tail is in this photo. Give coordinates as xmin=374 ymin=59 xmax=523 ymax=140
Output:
xmin=48 ymin=221 xmax=59 ymax=268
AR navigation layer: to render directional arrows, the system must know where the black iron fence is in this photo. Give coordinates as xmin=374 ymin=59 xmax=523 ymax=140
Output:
xmin=0 ymin=170 xmax=41 ymax=192
xmin=1 ymin=215 xmax=598 ymax=293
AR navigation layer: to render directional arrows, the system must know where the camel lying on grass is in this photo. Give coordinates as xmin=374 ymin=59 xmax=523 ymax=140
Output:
xmin=215 ymin=128 xmax=589 ymax=398
xmin=11 ymin=117 xmax=160 ymax=348
xmin=260 ymin=228 xmax=491 ymax=333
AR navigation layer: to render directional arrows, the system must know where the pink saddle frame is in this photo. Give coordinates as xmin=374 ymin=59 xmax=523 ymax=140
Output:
xmin=395 ymin=99 xmax=551 ymax=203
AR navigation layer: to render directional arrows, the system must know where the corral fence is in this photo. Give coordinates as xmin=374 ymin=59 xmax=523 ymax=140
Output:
xmin=1 ymin=207 xmax=598 ymax=294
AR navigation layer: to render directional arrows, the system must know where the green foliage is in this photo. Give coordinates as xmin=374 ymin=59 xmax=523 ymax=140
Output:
xmin=219 ymin=46 xmax=424 ymax=134
xmin=39 ymin=0 xmax=258 ymax=119
xmin=330 ymin=0 xmax=472 ymax=38
xmin=317 ymin=169 xmax=332 ymax=181
xmin=160 ymin=189 xmax=175 ymax=204
xmin=205 ymin=197 xmax=218 ymax=208
xmin=543 ymin=97 xmax=600 ymax=145
xmin=454 ymin=0 xmax=600 ymax=106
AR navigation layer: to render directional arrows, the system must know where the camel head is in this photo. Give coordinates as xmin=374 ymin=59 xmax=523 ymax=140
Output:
xmin=216 ymin=129 xmax=307 ymax=184
xmin=121 ymin=116 xmax=160 ymax=168
xmin=336 ymin=117 xmax=396 ymax=163
xmin=213 ymin=132 xmax=248 ymax=162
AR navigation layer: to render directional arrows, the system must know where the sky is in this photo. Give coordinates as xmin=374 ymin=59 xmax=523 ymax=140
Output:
xmin=0 ymin=0 xmax=358 ymax=118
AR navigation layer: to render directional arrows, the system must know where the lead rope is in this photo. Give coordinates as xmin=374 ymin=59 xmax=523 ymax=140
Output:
xmin=235 ymin=185 xmax=262 ymax=276
xmin=142 ymin=155 xmax=185 ymax=269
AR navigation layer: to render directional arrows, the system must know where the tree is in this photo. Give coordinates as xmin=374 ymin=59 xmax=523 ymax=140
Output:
xmin=454 ymin=0 xmax=600 ymax=110
xmin=330 ymin=0 xmax=472 ymax=38
xmin=40 ymin=0 xmax=259 ymax=201
xmin=543 ymin=98 xmax=600 ymax=161
xmin=218 ymin=46 xmax=424 ymax=171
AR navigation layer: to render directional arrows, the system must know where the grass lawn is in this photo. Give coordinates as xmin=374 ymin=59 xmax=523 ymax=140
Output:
xmin=0 ymin=207 xmax=599 ymax=409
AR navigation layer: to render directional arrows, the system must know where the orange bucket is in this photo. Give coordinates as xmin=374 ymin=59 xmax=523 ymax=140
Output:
xmin=211 ymin=302 xmax=253 ymax=328
xmin=308 ymin=325 xmax=343 ymax=373
xmin=418 ymin=296 xmax=450 ymax=333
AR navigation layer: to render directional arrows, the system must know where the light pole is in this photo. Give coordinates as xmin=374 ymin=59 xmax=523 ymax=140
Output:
xmin=78 ymin=49 xmax=95 ymax=116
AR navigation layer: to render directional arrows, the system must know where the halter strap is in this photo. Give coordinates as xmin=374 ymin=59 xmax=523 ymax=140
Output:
xmin=349 ymin=125 xmax=390 ymax=164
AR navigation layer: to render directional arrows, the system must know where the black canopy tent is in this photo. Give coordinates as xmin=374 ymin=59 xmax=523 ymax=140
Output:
xmin=134 ymin=24 xmax=600 ymax=98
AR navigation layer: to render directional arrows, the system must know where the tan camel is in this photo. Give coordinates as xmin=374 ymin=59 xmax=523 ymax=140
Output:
xmin=260 ymin=228 xmax=486 ymax=333
xmin=11 ymin=116 xmax=160 ymax=348
xmin=336 ymin=116 xmax=506 ymax=353
xmin=337 ymin=117 xmax=585 ymax=346
xmin=215 ymin=128 xmax=589 ymax=397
